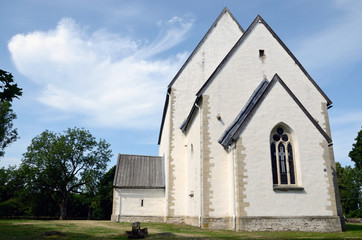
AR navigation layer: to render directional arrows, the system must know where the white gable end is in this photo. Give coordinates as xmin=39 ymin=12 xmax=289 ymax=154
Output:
xmin=234 ymin=79 xmax=335 ymax=217
xmin=201 ymin=17 xmax=331 ymax=135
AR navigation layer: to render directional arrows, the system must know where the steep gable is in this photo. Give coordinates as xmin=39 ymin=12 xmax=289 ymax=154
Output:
xmin=219 ymin=74 xmax=332 ymax=148
xmin=158 ymin=8 xmax=244 ymax=144
xmin=167 ymin=7 xmax=244 ymax=88
xmin=196 ymin=15 xmax=332 ymax=106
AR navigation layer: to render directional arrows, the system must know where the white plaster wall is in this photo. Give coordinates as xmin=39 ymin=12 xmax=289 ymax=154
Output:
xmin=240 ymin=82 xmax=332 ymax=217
xmin=119 ymin=189 xmax=165 ymax=216
xmin=113 ymin=188 xmax=122 ymax=219
xmin=159 ymin=97 xmax=171 ymax=159
xmin=200 ymin=21 xmax=332 ymax=217
xmin=203 ymin=22 xmax=328 ymax=134
xmin=158 ymin=99 xmax=171 ymax=218
xmin=166 ymin=11 xmax=243 ymax=217
xmin=185 ymin=110 xmax=201 ymax=217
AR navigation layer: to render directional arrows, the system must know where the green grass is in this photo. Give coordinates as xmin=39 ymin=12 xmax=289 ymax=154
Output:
xmin=0 ymin=219 xmax=361 ymax=239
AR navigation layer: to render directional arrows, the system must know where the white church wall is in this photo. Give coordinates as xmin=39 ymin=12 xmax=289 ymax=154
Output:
xmin=185 ymin=110 xmax=201 ymax=219
xmin=119 ymin=189 xmax=165 ymax=216
xmin=203 ymin=21 xmax=328 ymax=136
xmin=165 ymin=10 xmax=243 ymax=218
xmin=199 ymin=20 xmax=333 ymax=219
xmin=239 ymin=82 xmax=334 ymax=217
xmin=159 ymin=95 xmax=171 ymax=161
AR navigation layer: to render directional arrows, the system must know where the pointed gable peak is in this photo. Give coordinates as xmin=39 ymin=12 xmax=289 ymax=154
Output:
xmin=220 ymin=7 xmax=244 ymax=32
xmin=218 ymin=74 xmax=332 ymax=148
xmin=196 ymin=14 xmax=332 ymax=105
xmin=167 ymin=7 xmax=244 ymax=88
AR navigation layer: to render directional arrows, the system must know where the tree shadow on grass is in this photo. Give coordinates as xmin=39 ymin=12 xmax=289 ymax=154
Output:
xmin=0 ymin=220 xmax=127 ymax=239
xmin=345 ymin=223 xmax=362 ymax=232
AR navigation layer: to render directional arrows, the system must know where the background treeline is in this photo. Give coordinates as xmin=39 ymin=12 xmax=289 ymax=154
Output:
xmin=1 ymin=126 xmax=361 ymax=220
xmin=337 ymin=128 xmax=362 ymax=218
xmin=0 ymin=165 xmax=115 ymax=220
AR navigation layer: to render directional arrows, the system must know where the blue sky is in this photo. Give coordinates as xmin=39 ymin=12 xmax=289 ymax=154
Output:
xmin=1 ymin=0 xmax=361 ymax=168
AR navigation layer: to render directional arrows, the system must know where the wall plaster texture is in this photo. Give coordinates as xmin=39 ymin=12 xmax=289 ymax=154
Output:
xmin=159 ymin=10 xmax=243 ymax=218
xmin=153 ymin=11 xmax=342 ymax=232
xmin=111 ymin=188 xmax=165 ymax=222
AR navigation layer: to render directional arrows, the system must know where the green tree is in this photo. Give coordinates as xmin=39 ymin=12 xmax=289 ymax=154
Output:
xmin=0 ymin=102 xmax=18 ymax=157
xmin=0 ymin=166 xmax=26 ymax=216
xmin=336 ymin=162 xmax=361 ymax=218
xmin=20 ymin=127 xmax=112 ymax=219
xmin=92 ymin=166 xmax=116 ymax=220
xmin=0 ymin=70 xmax=22 ymax=103
xmin=349 ymin=128 xmax=362 ymax=171
xmin=0 ymin=69 xmax=22 ymax=158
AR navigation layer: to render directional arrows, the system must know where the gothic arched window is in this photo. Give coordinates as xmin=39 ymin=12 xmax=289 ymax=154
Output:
xmin=270 ymin=126 xmax=296 ymax=185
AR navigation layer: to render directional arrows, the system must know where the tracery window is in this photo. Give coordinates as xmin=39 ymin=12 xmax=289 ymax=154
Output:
xmin=270 ymin=126 xmax=296 ymax=185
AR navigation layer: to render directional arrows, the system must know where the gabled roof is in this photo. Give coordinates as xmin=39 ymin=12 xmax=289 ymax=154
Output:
xmin=167 ymin=7 xmax=244 ymax=89
xmin=218 ymin=79 xmax=269 ymax=147
xmin=158 ymin=7 xmax=244 ymax=144
xmin=180 ymin=96 xmax=202 ymax=132
xmin=158 ymin=88 xmax=171 ymax=144
xmin=196 ymin=15 xmax=332 ymax=106
xmin=113 ymin=154 xmax=165 ymax=188
xmin=219 ymin=74 xmax=332 ymax=148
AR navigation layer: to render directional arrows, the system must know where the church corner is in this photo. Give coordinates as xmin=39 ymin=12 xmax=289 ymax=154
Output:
xmin=111 ymin=8 xmax=344 ymax=232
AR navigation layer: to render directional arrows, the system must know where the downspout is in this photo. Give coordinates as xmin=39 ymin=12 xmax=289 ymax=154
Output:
xmin=230 ymin=144 xmax=236 ymax=231
xmin=195 ymin=103 xmax=202 ymax=228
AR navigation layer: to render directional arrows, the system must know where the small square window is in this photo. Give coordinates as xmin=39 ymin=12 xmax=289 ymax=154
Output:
xmin=259 ymin=49 xmax=265 ymax=57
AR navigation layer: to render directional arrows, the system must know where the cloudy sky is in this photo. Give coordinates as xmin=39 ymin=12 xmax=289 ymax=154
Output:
xmin=1 ymin=0 xmax=361 ymax=168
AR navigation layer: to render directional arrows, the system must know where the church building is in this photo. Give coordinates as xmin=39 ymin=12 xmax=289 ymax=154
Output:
xmin=112 ymin=8 xmax=344 ymax=232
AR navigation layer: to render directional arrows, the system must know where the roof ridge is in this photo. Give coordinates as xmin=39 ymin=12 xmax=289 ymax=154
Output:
xmin=219 ymin=74 xmax=332 ymax=148
xmin=167 ymin=7 xmax=244 ymax=88
xmin=218 ymin=78 xmax=270 ymax=147
xmin=196 ymin=15 xmax=332 ymax=106
xmin=196 ymin=15 xmax=260 ymax=96
xmin=118 ymin=153 xmax=161 ymax=158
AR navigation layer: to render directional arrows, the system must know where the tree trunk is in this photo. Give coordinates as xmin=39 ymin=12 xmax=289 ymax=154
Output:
xmin=59 ymin=191 xmax=68 ymax=220
xmin=87 ymin=205 xmax=92 ymax=220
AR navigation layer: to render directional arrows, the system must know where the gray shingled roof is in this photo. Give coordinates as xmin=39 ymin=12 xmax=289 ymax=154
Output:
xmin=113 ymin=154 xmax=165 ymax=188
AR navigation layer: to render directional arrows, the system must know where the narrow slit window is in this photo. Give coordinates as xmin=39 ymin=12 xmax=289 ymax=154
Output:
xmin=270 ymin=143 xmax=278 ymax=184
xmin=259 ymin=49 xmax=265 ymax=57
xmin=141 ymin=199 xmax=144 ymax=207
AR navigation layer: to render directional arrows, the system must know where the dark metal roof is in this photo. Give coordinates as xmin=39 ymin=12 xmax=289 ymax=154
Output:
xmin=157 ymin=88 xmax=171 ymax=144
xmin=218 ymin=79 xmax=269 ymax=147
xmin=113 ymin=154 xmax=165 ymax=188
xmin=196 ymin=15 xmax=332 ymax=106
xmin=219 ymin=74 xmax=332 ymax=148
xmin=180 ymin=96 xmax=202 ymax=132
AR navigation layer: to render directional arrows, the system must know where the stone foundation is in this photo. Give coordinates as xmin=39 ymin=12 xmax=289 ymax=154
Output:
xmin=238 ymin=216 xmax=342 ymax=232
xmin=202 ymin=217 xmax=233 ymax=230
xmin=111 ymin=215 xmax=164 ymax=223
xmin=184 ymin=216 xmax=200 ymax=226
xmin=112 ymin=215 xmax=342 ymax=232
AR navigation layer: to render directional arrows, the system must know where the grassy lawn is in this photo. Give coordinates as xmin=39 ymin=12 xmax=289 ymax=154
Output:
xmin=0 ymin=220 xmax=361 ymax=239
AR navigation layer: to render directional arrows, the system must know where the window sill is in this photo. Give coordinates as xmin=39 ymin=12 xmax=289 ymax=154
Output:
xmin=273 ymin=185 xmax=304 ymax=191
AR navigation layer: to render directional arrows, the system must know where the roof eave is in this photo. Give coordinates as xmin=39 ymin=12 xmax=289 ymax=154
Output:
xmin=219 ymin=74 xmax=332 ymax=148
xmin=167 ymin=7 xmax=244 ymax=89
xmin=196 ymin=15 xmax=332 ymax=105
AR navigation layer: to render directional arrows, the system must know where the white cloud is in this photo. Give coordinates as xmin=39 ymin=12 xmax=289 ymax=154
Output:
xmin=295 ymin=0 xmax=362 ymax=71
xmin=8 ymin=16 xmax=193 ymax=128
